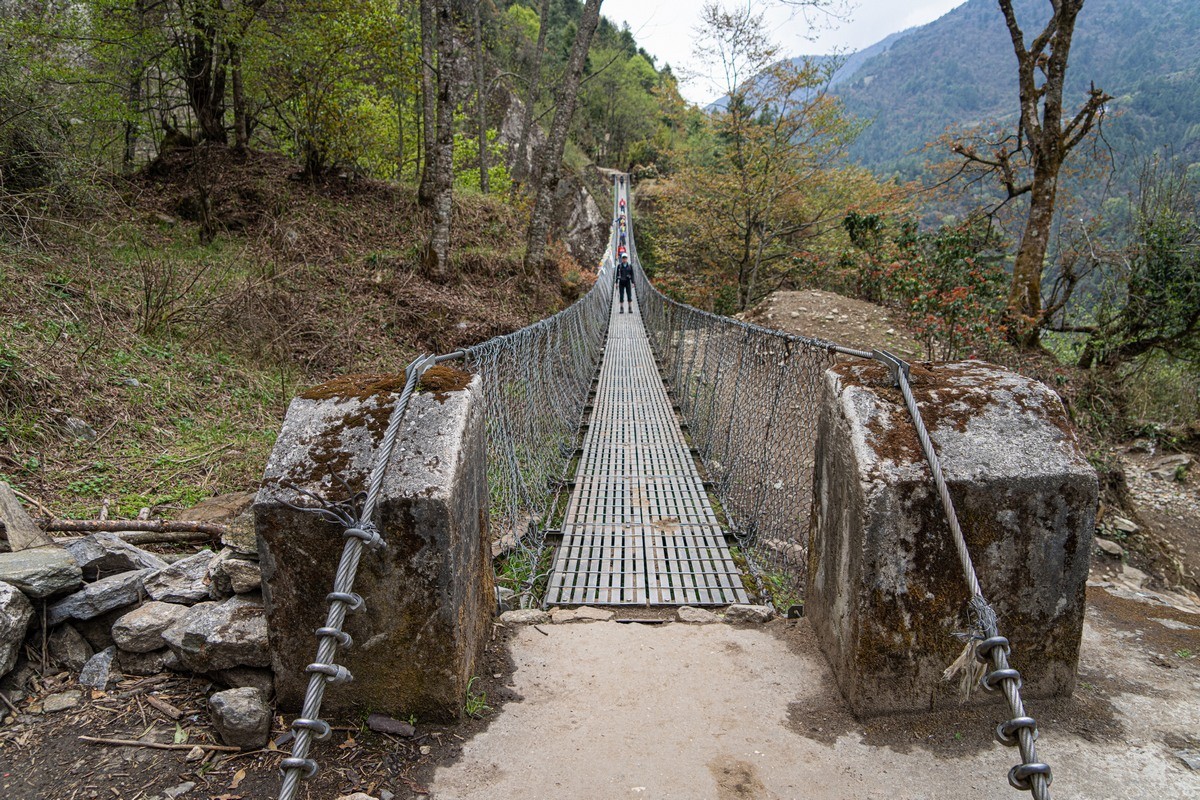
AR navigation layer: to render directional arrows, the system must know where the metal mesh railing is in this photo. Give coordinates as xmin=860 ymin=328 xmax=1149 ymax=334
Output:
xmin=455 ymin=254 xmax=613 ymax=574
xmin=629 ymin=234 xmax=843 ymax=602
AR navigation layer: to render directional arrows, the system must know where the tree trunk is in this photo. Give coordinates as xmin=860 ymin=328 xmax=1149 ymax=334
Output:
xmin=1008 ymin=164 xmax=1059 ymax=344
xmin=123 ymin=73 xmax=142 ymax=172
xmin=418 ymin=0 xmax=438 ymax=206
xmin=230 ymin=41 xmax=248 ymax=150
xmin=179 ymin=0 xmax=228 ymax=144
xmin=523 ymin=0 xmax=604 ymax=277
xmin=422 ymin=0 xmax=455 ymax=282
xmin=474 ymin=2 xmax=488 ymax=194
xmin=511 ymin=0 xmax=551 ymax=195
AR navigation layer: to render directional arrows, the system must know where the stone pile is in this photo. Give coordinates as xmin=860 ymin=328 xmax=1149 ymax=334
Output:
xmin=0 ymin=494 xmax=273 ymax=749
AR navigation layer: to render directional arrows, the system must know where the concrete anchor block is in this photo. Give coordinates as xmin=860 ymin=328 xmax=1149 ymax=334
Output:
xmin=255 ymin=369 xmax=493 ymax=721
xmin=806 ymin=361 xmax=1096 ymax=718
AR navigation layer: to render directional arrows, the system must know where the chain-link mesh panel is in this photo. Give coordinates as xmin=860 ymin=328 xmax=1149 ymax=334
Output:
xmin=456 ymin=248 xmax=614 ymax=574
xmin=629 ymin=225 xmax=843 ymax=601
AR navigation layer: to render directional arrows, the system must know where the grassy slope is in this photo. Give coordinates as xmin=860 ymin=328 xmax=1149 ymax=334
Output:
xmin=0 ymin=145 xmax=584 ymax=519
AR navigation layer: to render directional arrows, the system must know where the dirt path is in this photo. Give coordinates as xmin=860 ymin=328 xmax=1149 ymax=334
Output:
xmin=430 ymin=602 xmax=1200 ymax=800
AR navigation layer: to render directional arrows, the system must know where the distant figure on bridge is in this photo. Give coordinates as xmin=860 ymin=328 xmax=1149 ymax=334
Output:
xmin=619 ymin=231 xmax=626 ymax=247
xmin=616 ymin=254 xmax=634 ymax=314
xmin=618 ymin=215 xmax=626 ymax=232
xmin=619 ymin=197 xmax=626 ymax=213
xmin=617 ymin=242 xmax=627 ymax=261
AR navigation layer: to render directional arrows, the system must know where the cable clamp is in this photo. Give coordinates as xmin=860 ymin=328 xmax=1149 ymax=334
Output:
xmin=995 ymin=716 xmax=1038 ymax=746
xmin=974 ymin=635 xmax=1011 ymax=663
xmin=291 ymin=717 xmax=331 ymax=740
xmin=1008 ymin=762 xmax=1052 ymax=791
xmin=315 ymin=627 xmax=353 ymax=648
xmin=871 ymin=349 xmax=911 ymax=387
xmin=981 ymin=667 xmax=1022 ymax=692
xmin=280 ymin=757 xmax=319 ymax=779
xmin=307 ymin=662 xmax=354 ymax=684
xmin=345 ymin=524 xmax=385 ymax=551
xmin=326 ymin=591 xmax=364 ymax=611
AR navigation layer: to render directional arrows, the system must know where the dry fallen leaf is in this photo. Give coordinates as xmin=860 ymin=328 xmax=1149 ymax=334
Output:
xmin=338 ymin=735 xmax=356 ymax=750
xmin=229 ymin=768 xmax=246 ymax=789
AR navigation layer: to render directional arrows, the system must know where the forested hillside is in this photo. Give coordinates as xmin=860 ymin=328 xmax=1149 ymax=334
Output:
xmin=0 ymin=0 xmax=687 ymax=515
xmin=832 ymin=0 xmax=1200 ymax=179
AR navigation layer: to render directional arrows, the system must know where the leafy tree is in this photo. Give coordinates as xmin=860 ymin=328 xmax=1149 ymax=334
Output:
xmin=1074 ymin=157 xmax=1200 ymax=369
xmin=948 ymin=0 xmax=1111 ymax=346
xmin=654 ymin=2 xmax=867 ymax=311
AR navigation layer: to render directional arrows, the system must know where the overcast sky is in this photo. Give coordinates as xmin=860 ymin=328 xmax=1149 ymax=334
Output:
xmin=600 ymin=0 xmax=968 ymax=105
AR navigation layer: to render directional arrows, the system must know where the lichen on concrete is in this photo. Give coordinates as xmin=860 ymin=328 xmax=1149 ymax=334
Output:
xmin=808 ymin=360 xmax=1097 ymax=717
xmin=254 ymin=373 xmax=493 ymax=721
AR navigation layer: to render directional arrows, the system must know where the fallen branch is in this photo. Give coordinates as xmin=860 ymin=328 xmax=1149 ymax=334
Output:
xmin=37 ymin=518 xmax=230 ymax=540
xmin=79 ymin=735 xmax=241 ymax=752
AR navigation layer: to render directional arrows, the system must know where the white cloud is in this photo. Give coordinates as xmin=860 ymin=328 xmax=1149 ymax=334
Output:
xmin=599 ymin=0 xmax=967 ymax=105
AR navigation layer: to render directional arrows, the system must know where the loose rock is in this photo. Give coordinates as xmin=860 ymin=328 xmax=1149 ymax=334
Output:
xmin=1111 ymin=516 xmax=1140 ymax=534
xmin=0 ymin=547 xmax=82 ymax=598
xmin=43 ymin=689 xmax=82 ymax=712
xmin=550 ymin=607 xmax=614 ymax=623
xmin=163 ymin=781 xmax=196 ymax=799
xmin=64 ymin=533 xmax=167 ymax=580
xmin=676 ymin=606 xmax=718 ymax=624
xmin=79 ymin=645 xmax=116 ymax=689
xmin=63 ymin=416 xmax=97 ymax=441
xmin=221 ymin=556 xmax=261 ymax=595
xmin=723 ymin=604 xmax=773 ymax=624
xmin=0 ymin=582 xmax=33 ymax=676
xmin=162 ymin=594 xmax=269 ymax=671
xmin=368 ymin=712 xmax=416 ymax=737
xmin=1096 ymin=538 xmax=1125 ymax=557
xmin=145 ymin=550 xmax=215 ymax=603
xmin=46 ymin=568 xmax=153 ymax=625
xmin=499 ymin=609 xmax=550 ymax=626
xmin=47 ymin=623 xmax=94 ymax=671
xmin=208 ymin=687 xmax=270 ymax=749
xmin=113 ymin=601 xmax=190 ymax=653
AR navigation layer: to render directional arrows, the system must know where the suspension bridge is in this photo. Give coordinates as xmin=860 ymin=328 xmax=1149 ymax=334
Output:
xmin=265 ymin=175 xmax=1077 ymax=800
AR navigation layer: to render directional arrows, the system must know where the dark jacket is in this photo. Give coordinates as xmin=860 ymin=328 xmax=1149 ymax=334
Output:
xmin=616 ymin=261 xmax=634 ymax=284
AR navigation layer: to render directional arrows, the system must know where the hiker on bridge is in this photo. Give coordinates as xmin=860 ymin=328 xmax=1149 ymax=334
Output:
xmin=616 ymin=253 xmax=634 ymax=314
xmin=619 ymin=197 xmax=626 ymax=213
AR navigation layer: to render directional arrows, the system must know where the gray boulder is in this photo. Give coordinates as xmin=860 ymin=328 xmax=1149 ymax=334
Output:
xmin=145 ymin=550 xmax=215 ymax=603
xmin=117 ymin=647 xmax=172 ymax=676
xmin=223 ymin=559 xmax=261 ymax=595
xmin=0 ymin=547 xmax=82 ymax=598
xmin=46 ymin=568 xmax=153 ymax=625
xmin=162 ymin=594 xmax=269 ymax=672
xmin=48 ymin=624 xmax=94 ymax=670
xmin=207 ymin=549 xmax=260 ymax=597
xmin=0 ymin=582 xmax=33 ymax=677
xmin=64 ymin=533 xmax=167 ymax=580
xmin=113 ymin=601 xmax=190 ymax=653
xmin=208 ymin=687 xmax=271 ymax=749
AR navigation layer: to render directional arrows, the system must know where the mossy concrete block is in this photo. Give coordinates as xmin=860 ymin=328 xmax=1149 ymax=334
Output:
xmin=806 ymin=361 xmax=1096 ymax=718
xmin=254 ymin=370 xmax=493 ymax=721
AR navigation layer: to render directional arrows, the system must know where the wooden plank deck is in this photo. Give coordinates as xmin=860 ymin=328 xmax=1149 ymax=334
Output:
xmin=546 ymin=288 xmax=749 ymax=607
